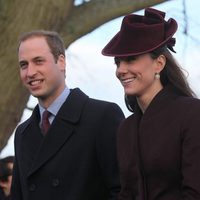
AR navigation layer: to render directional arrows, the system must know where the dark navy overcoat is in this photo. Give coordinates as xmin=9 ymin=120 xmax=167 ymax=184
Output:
xmin=11 ymin=88 xmax=125 ymax=200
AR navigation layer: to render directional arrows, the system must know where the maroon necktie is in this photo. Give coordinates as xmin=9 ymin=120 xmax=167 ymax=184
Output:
xmin=41 ymin=110 xmax=51 ymax=134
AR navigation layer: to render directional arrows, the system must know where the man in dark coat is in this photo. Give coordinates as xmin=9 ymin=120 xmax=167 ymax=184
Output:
xmin=11 ymin=30 xmax=125 ymax=200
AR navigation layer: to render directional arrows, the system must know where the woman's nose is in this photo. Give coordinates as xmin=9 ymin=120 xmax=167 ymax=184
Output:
xmin=116 ymin=62 xmax=128 ymax=77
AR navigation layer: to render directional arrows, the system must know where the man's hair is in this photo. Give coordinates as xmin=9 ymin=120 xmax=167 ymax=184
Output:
xmin=18 ymin=30 xmax=66 ymax=62
xmin=0 ymin=156 xmax=14 ymax=182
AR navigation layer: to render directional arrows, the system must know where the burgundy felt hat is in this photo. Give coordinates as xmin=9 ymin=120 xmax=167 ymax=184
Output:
xmin=102 ymin=7 xmax=178 ymax=57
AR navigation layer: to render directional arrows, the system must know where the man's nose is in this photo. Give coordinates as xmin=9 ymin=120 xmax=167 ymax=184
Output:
xmin=26 ymin=63 xmax=36 ymax=77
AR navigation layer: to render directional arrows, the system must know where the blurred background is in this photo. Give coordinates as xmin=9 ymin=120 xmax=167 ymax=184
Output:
xmin=1 ymin=0 xmax=200 ymax=157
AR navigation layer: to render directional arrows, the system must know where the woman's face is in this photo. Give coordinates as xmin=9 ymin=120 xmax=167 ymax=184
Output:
xmin=115 ymin=53 xmax=164 ymax=99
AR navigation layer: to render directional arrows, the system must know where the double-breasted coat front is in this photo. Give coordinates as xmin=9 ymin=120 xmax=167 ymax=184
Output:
xmin=11 ymin=88 xmax=125 ymax=200
xmin=117 ymin=86 xmax=200 ymax=200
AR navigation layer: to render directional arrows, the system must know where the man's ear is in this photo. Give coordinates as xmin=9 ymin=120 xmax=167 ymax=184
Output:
xmin=57 ymin=54 xmax=66 ymax=71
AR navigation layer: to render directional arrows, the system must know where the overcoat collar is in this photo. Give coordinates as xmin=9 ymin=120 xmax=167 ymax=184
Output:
xmin=121 ymin=86 xmax=179 ymax=197
xmin=19 ymin=88 xmax=89 ymax=177
xmin=131 ymin=86 xmax=178 ymax=119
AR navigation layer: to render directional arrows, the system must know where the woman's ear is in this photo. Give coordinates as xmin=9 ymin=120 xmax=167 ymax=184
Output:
xmin=155 ymin=54 xmax=166 ymax=73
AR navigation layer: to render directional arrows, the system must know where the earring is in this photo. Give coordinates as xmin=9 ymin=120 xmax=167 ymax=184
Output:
xmin=155 ymin=73 xmax=160 ymax=79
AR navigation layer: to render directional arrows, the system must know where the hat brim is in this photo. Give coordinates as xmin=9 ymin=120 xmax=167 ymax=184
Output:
xmin=102 ymin=18 xmax=177 ymax=57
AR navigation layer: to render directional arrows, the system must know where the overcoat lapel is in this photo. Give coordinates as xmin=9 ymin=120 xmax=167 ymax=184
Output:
xmin=19 ymin=107 xmax=44 ymax=176
xmin=129 ymin=87 xmax=178 ymax=198
xmin=27 ymin=88 xmax=89 ymax=177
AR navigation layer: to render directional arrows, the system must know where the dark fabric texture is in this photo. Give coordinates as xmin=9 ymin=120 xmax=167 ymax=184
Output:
xmin=117 ymin=86 xmax=200 ymax=200
xmin=11 ymin=88 xmax=125 ymax=200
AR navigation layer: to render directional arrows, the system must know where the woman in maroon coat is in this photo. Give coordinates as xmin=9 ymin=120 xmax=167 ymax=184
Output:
xmin=102 ymin=7 xmax=200 ymax=200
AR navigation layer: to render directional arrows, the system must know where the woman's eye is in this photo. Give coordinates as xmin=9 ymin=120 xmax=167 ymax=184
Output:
xmin=114 ymin=58 xmax=120 ymax=66
xmin=126 ymin=56 xmax=137 ymax=62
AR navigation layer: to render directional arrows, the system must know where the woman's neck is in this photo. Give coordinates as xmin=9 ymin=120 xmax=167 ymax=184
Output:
xmin=136 ymin=85 xmax=163 ymax=113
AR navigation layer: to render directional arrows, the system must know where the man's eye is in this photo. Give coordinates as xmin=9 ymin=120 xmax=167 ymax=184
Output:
xmin=36 ymin=60 xmax=43 ymax=64
xmin=19 ymin=62 xmax=28 ymax=69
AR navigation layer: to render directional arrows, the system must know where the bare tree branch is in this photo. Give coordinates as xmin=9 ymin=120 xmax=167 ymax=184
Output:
xmin=0 ymin=0 xmax=169 ymax=151
xmin=60 ymin=0 xmax=169 ymax=46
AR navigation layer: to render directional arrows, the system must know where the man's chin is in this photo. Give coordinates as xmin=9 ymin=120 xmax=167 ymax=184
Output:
xmin=30 ymin=92 xmax=44 ymax=99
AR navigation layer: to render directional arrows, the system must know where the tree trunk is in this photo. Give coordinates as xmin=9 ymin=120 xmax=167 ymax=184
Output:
xmin=0 ymin=0 xmax=168 ymax=151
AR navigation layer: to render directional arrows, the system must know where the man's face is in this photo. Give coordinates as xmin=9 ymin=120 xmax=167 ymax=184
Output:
xmin=18 ymin=36 xmax=66 ymax=107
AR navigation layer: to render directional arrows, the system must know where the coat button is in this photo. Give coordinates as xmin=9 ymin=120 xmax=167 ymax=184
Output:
xmin=29 ymin=184 xmax=36 ymax=191
xmin=52 ymin=178 xmax=60 ymax=187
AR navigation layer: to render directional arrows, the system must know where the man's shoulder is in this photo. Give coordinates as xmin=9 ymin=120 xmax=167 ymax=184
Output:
xmin=69 ymin=88 xmax=124 ymax=115
xmin=16 ymin=117 xmax=31 ymax=134
xmin=89 ymin=97 xmax=118 ymax=108
xmin=69 ymin=88 xmax=118 ymax=106
xmin=16 ymin=105 xmax=39 ymax=131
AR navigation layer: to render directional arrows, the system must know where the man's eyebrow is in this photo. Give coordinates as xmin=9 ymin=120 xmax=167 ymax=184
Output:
xmin=31 ymin=56 xmax=44 ymax=60
xmin=19 ymin=56 xmax=44 ymax=63
xmin=19 ymin=60 xmax=28 ymax=65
